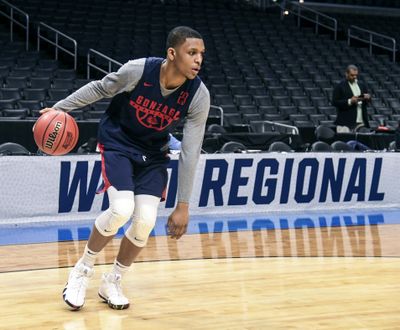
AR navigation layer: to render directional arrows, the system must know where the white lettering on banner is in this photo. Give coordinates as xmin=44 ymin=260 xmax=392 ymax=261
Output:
xmin=57 ymin=155 xmax=385 ymax=215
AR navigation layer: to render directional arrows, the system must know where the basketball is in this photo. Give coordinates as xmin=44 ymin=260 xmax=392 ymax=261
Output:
xmin=33 ymin=110 xmax=79 ymax=156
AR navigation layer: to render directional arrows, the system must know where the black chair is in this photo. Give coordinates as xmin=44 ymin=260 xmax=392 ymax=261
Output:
xmin=230 ymin=124 xmax=251 ymax=133
xmin=230 ymin=86 xmax=248 ymax=95
xmin=18 ymin=100 xmax=43 ymax=111
xmin=287 ymin=87 xmax=304 ymax=97
xmin=223 ymin=113 xmax=242 ymax=128
xmin=214 ymin=94 xmax=235 ymax=107
xmin=239 ymin=105 xmax=258 ymax=114
xmin=250 ymin=120 xmax=274 ymax=133
xmin=33 ymin=68 xmax=55 ymax=77
xmin=48 ymin=89 xmax=70 ymax=100
xmin=219 ymin=105 xmax=237 ymax=114
xmin=294 ymin=120 xmax=315 ymax=128
xmin=264 ymin=114 xmax=284 ymax=121
xmin=298 ymin=106 xmax=318 ymax=115
xmin=0 ymin=88 xmax=22 ymax=100
xmin=0 ymin=142 xmax=30 ymax=155
xmin=207 ymin=124 xmax=226 ymax=134
xmin=2 ymin=108 xmax=29 ymax=118
xmin=289 ymin=113 xmax=309 ymax=121
xmin=4 ymin=77 xmax=28 ymax=88
xmin=311 ymin=141 xmax=333 ymax=152
xmin=279 ymin=106 xmax=297 ymax=118
xmin=253 ymin=96 xmax=273 ymax=107
xmin=37 ymin=59 xmax=59 ymax=69
xmin=248 ymin=86 xmax=266 ymax=96
xmin=30 ymin=77 xmax=52 ymax=89
xmin=315 ymin=124 xmax=335 ymax=142
xmin=331 ymin=140 xmax=353 ymax=152
xmin=318 ymin=106 xmax=336 ymax=115
xmin=9 ymin=68 xmax=31 ymax=77
xmin=52 ymin=78 xmax=75 ymax=89
xmin=268 ymin=141 xmax=293 ymax=152
xmin=0 ymin=99 xmax=17 ymax=109
xmin=309 ymin=114 xmax=328 ymax=125
xmin=220 ymin=141 xmax=247 ymax=153
xmin=0 ymin=65 xmax=10 ymax=77
xmin=23 ymin=88 xmax=47 ymax=101
xmin=292 ymin=96 xmax=311 ymax=107
xmin=242 ymin=113 xmax=262 ymax=123
xmin=259 ymin=105 xmax=279 ymax=114
xmin=17 ymin=58 xmax=37 ymax=67
xmin=54 ymin=69 xmax=76 ymax=79
xmin=211 ymin=84 xmax=230 ymax=95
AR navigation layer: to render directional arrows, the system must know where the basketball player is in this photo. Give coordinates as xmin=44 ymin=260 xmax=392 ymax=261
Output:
xmin=41 ymin=26 xmax=210 ymax=310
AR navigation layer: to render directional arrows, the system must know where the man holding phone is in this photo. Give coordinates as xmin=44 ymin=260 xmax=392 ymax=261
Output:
xmin=332 ymin=64 xmax=371 ymax=133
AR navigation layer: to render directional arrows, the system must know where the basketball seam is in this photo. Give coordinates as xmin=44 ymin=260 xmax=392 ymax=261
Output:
xmin=53 ymin=111 xmax=68 ymax=155
xmin=72 ymin=115 xmax=79 ymax=151
xmin=40 ymin=111 xmax=61 ymax=150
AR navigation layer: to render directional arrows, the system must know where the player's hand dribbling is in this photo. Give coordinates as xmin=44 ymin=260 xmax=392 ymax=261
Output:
xmin=167 ymin=202 xmax=189 ymax=239
xmin=32 ymin=108 xmax=56 ymax=132
xmin=40 ymin=107 xmax=56 ymax=114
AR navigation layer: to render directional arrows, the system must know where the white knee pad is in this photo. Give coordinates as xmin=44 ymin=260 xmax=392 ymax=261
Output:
xmin=125 ymin=195 xmax=160 ymax=247
xmin=95 ymin=186 xmax=135 ymax=236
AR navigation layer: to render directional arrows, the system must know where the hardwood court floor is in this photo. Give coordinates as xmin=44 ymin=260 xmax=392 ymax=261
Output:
xmin=0 ymin=258 xmax=399 ymax=329
xmin=0 ymin=222 xmax=400 ymax=329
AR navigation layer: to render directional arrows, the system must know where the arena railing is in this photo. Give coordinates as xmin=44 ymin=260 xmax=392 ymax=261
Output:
xmin=0 ymin=0 xmax=29 ymax=50
xmin=37 ymin=22 xmax=77 ymax=70
xmin=210 ymin=105 xmax=224 ymax=126
xmin=289 ymin=2 xmax=338 ymax=40
xmin=263 ymin=121 xmax=300 ymax=135
xmin=87 ymin=49 xmax=123 ymax=79
xmin=348 ymin=25 xmax=396 ymax=63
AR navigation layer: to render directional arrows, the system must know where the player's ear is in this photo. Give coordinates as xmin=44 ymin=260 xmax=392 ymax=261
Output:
xmin=167 ymin=47 xmax=176 ymax=61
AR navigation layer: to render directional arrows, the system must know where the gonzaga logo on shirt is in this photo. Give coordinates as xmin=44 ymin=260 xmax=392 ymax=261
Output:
xmin=129 ymin=94 xmax=186 ymax=131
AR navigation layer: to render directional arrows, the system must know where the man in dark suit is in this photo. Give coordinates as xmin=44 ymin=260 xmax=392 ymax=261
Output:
xmin=332 ymin=64 xmax=371 ymax=133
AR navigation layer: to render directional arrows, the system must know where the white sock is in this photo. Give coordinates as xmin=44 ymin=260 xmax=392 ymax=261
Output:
xmin=111 ymin=259 xmax=130 ymax=277
xmin=79 ymin=245 xmax=98 ymax=268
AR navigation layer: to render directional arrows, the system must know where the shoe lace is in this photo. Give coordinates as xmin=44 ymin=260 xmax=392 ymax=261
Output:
xmin=108 ymin=274 xmax=125 ymax=298
xmin=70 ymin=265 xmax=93 ymax=290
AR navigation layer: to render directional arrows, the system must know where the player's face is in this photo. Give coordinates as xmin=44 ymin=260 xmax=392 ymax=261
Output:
xmin=173 ymin=38 xmax=205 ymax=80
xmin=346 ymin=69 xmax=358 ymax=83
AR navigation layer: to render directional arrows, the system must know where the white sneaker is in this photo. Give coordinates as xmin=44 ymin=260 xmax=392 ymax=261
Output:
xmin=62 ymin=262 xmax=94 ymax=310
xmin=98 ymin=273 xmax=130 ymax=310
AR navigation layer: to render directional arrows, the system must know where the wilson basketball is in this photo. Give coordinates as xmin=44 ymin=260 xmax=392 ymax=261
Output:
xmin=33 ymin=110 xmax=79 ymax=155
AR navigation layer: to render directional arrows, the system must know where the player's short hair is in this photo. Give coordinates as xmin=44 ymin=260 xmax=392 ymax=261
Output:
xmin=166 ymin=26 xmax=202 ymax=50
xmin=346 ymin=64 xmax=358 ymax=73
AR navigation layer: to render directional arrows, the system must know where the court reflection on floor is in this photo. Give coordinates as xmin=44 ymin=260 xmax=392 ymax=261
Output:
xmin=56 ymin=210 xmax=400 ymax=269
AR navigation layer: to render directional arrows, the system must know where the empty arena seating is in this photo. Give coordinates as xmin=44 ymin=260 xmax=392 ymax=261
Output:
xmin=0 ymin=36 xmax=96 ymax=120
xmin=1 ymin=0 xmax=399 ymax=151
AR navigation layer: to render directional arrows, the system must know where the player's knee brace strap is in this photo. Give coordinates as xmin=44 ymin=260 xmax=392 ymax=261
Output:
xmin=125 ymin=195 xmax=160 ymax=247
xmin=95 ymin=187 xmax=134 ymax=236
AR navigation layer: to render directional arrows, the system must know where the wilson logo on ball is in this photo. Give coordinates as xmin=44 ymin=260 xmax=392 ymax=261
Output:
xmin=45 ymin=121 xmax=63 ymax=149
